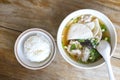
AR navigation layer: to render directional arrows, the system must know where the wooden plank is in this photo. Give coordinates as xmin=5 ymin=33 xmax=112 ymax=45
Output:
xmin=0 ymin=27 xmax=120 ymax=80
xmin=111 ymin=24 xmax=120 ymax=58
xmin=94 ymin=0 xmax=120 ymax=11
xmin=111 ymin=58 xmax=120 ymax=80
xmin=0 ymin=0 xmax=120 ymax=37
xmin=0 ymin=27 xmax=20 ymax=66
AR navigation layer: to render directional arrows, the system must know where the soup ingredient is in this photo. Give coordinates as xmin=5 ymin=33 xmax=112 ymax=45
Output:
xmin=89 ymin=48 xmax=101 ymax=62
xmin=78 ymin=39 xmax=93 ymax=49
xmin=82 ymin=47 xmax=90 ymax=62
xmin=92 ymin=19 xmax=101 ymax=37
xmin=101 ymin=24 xmax=107 ymax=32
xmin=104 ymin=37 xmax=110 ymax=41
xmin=67 ymin=40 xmax=82 ymax=56
xmin=79 ymin=15 xmax=92 ymax=23
xmin=85 ymin=22 xmax=95 ymax=30
xmin=67 ymin=23 xmax=93 ymax=40
xmin=66 ymin=39 xmax=101 ymax=62
xmin=24 ymin=35 xmax=51 ymax=62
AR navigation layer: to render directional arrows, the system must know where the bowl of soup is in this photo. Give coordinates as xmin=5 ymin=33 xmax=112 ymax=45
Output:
xmin=57 ymin=9 xmax=117 ymax=69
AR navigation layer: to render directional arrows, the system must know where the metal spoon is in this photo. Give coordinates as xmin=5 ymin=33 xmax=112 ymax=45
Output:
xmin=97 ymin=40 xmax=115 ymax=80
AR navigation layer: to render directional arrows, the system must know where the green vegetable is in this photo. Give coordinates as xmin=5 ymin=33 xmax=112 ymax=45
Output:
xmin=77 ymin=39 xmax=85 ymax=42
xmin=64 ymin=46 xmax=67 ymax=49
xmin=70 ymin=44 xmax=76 ymax=51
xmin=100 ymin=24 xmax=107 ymax=32
xmin=104 ymin=37 xmax=110 ymax=41
xmin=88 ymin=48 xmax=101 ymax=62
xmin=91 ymin=38 xmax=99 ymax=48
xmin=73 ymin=17 xmax=80 ymax=23
xmin=101 ymin=28 xmax=106 ymax=32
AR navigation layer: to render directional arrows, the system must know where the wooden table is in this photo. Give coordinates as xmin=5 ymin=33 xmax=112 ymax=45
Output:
xmin=0 ymin=0 xmax=120 ymax=80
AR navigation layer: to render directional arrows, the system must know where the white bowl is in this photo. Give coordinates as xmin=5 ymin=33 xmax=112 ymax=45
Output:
xmin=14 ymin=28 xmax=56 ymax=70
xmin=57 ymin=9 xmax=117 ymax=69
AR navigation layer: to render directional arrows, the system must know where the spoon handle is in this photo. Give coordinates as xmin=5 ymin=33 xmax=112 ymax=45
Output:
xmin=106 ymin=58 xmax=115 ymax=80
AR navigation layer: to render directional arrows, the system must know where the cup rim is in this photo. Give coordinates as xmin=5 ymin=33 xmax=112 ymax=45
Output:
xmin=14 ymin=28 xmax=56 ymax=70
xmin=57 ymin=9 xmax=117 ymax=69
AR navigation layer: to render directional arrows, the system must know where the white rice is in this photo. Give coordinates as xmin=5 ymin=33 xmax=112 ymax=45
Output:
xmin=24 ymin=34 xmax=51 ymax=62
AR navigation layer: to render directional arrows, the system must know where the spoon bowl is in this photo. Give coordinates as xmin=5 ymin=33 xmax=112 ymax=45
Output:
xmin=97 ymin=40 xmax=111 ymax=59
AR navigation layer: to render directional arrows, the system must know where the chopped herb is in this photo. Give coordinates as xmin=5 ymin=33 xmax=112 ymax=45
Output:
xmin=101 ymin=28 xmax=106 ymax=32
xmin=77 ymin=44 xmax=82 ymax=49
xmin=104 ymin=37 xmax=108 ymax=41
xmin=64 ymin=46 xmax=67 ymax=49
xmin=91 ymin=38 xmax=99 ymax=48
xmin=88 ymin=48 xmax=101 ymax=62
xmin=73 ymin=17 xmax=80 ymax=23
xmin=104 ymin=37 xmax=110 ymax=42
xmin=70 ymin=44 xmax=76 ymax=51
xmin=77 ymin=39 xmax=85 ymax=42
xmin=100 ymin=24 xmax=107 ymax=32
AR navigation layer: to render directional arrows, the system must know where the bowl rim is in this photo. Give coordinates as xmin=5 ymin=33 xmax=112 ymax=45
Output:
xmin=14 ymin=28 xmax=56 ymax=70
xmin=57 ymin=9 xmax=117 ymax=69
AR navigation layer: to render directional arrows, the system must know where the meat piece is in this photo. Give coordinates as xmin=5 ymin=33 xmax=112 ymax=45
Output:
xmin=67 ymin=23 xmax=93 ymax=40
xmin=70 ymin=49 xmax=81 ymax=55
xmin=85 ymin=22 xmax=95 ymax=30
xmin=79 ymin=15 xmax=93 ymax=23
xmin=67 ymin=40 xmax=82 ymax=56
xmin=82 ymin=47 xmax=90 ymax=62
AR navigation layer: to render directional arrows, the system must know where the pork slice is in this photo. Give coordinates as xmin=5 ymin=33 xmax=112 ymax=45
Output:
xmin=67 ymin=23 xmax=93 ymax=40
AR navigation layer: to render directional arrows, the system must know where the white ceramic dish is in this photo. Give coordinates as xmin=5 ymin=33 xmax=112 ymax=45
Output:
xmin=57 ymin=9 xmax=117 ymax=69
xmin=14 ymin=28 xmax=56 ymax=70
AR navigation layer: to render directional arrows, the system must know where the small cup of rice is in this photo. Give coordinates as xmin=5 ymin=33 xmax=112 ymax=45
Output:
xmin=14 ymin=28 xmax=56 ymax=70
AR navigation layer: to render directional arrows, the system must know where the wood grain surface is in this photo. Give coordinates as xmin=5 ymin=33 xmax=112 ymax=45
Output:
xmin=0 ymin=0 xmax=120 ymax=80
